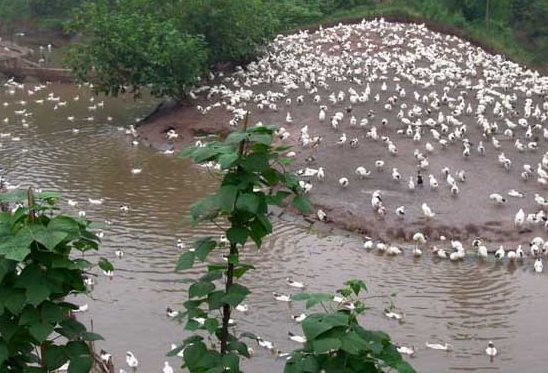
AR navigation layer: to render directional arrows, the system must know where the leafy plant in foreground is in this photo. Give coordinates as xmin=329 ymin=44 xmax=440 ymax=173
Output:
xmin=172 ymin=118 xmax=311 ymax=372
xmin=0 ymin=189 xmax=113 ymax=372
xmin=287 ymin=280 xmax=416 ymax=373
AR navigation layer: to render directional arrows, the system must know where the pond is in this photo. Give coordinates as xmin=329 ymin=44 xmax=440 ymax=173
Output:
xmin=1 ymin=82 xmax=547 ymax=373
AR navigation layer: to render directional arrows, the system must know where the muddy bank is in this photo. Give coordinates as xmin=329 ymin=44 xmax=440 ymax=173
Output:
xmin=0 ymin=25 xmax=74 ymax=82
xmin=137 ymin=20 xmax=548 ymax=250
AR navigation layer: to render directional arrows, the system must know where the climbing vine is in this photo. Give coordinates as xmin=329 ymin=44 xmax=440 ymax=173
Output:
xmin=173 ymin=119 xmax=311 ymax=372
xmin=0 ymin=188 xmax=112 ymax=372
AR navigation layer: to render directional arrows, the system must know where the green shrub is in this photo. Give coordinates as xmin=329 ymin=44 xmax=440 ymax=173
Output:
xmin=0 ymin=189 xmax=112 ymax=372
xmin=286 ymin=280 xmax=416 ymax=373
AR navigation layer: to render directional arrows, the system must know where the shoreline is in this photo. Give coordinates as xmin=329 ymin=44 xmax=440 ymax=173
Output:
xmin=138 ymin=19 xmax=547 ymax=250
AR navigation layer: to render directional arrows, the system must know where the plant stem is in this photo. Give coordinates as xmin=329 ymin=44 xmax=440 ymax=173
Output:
xmin=40 ymin=344 xmax=47 ymax=373
xmin=220 ymin=243 xmax=237 ymax=355
xmin=220 ymin=114 xmax=248 ymax=355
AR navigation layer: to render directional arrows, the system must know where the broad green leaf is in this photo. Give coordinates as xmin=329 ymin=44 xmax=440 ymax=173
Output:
xmin=228 ymin=341 xmax=250 ymax=358
xmin=207 ymin=290 xmax=225 ymax=310
xmin=248 ymin=133 xmax=272 ymax=145
xmin=354 ymin=327 xmax=390 ymax=355
xmin=240 ymin=153 xmax=269 ymax=172
xmin=48 ymin=216 xmax=81 ymax=236
xmin=233 ymin=264 xmax=255 ymax=279
xmin=29 ymin=322 xmax=54 ymax=343
xmin=379 ymin=343 xmax=403 ymax=366
xmin=0 ymin=314 xmax=18 ymax=341
xmin=44 ymin=344 xmax=67 ymax=371
xmin=215 ymin=185 xmax=238 ymax=212
xmin=204 ymin=318 xmax=218 ymax=334
xmin=176 ymin=251 xmax=196 ymax=271
xmin=98 ymin=257 xmax=114 ymax=272
xmin=41 ymin=302 xmax=65 ymax=323
xmin=301 ymin=293 xmax=333 ymax=309
xmin=222 ymin=352 xmax=239 ymax=372
xmin=345 ymin=279 xmax=367 ymax=296
xmin=190 ymin=197 xmax=219 ymax=223
xmin=179 ymin=146 xmax=197 ymax=159
xmin=302 ymin=313 xmax=349 ymax=340
xmin=203 ymin=367 xmax=224 ymax=373
xmin=193 ymin=146 xmax=222 ymax=163
xmin=68 ymin=355 xmax=93 ymax=373
xmin=256 ymin=214 xmax=273 ymax=234
xmin=189 ymin=281 xmax=215 ymax=298
xmin=200 ymin=270 xmax=223 ymax=283
xmin=66 ymin=341 xmax=90 ymax=358
xmin=239 ymin=332 xmax=258 ymax=340
xmin=184 ymin=342 xmax=208 ymax=368
xmin=221 ymin=283 xmax=250 ymax=307
xmin=302 ymin=355 xmax=320 ymax=373
xmin=57 ymin=318 xmax=86 ymax=339
xmin=312 ymin=338 xmax=341 ymax=354
xmin=219 ymin=153 xmax=239 ymax=169
xmin=4 ymin=291 xmax=25 ymax=314
xmin=30 ymin=224 xmax=67 ymax=250
xmin=195 ymin=238 xmax=216 ymax=261
xmin=278 ymin=157 xmax=294 ymax=166
xmin=235 ymin=193 xmax=260 ymax=213
xmin=293 ymin=195 xmax=311 ymax=214
xmin=19 ymin=306 xmax=40 ymax=325
xmin=226 ymin=132 xmax=248 ymax=144
xmin=340 ymin=332 xmax=370 ymax=354
xmin=82 ymin=332 xmax=104 ymax=341
xmin=0 ymin=227 xmax=33 ymax=261
xmin=26 ymin=282 xmax=51 ymax=306
xmin=226 ymin=227 xmax=248 ymax=245
xmin=167 ymin=344 xmax=185 ymax=357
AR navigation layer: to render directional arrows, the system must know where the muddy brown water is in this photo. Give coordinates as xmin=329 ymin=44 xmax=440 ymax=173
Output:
xmin=1 ymin=83 xmax=548 ymax=373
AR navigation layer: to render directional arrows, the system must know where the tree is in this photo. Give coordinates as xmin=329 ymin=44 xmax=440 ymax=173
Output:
xmin=65 ymin=0 xmax=209 ymax=102
xmin=178 ymin=0 xmax=279 ymax=63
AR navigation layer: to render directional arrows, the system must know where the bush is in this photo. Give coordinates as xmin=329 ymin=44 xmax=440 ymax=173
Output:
xmin=0 ymin=189 xmax=112 ymax=372
xmin=286 ymin=280 xmax=416 ymax=373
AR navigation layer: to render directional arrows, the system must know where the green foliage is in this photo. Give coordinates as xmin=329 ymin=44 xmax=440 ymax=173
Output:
xmin=29 ymin=0 xmax=84 ymax=17
xmin=286 ymin=280 xmax=416 ymax=373
xmin=174 ymin=120 xmax=310 ymax=372
xmin=178 ymin=0 xmax=278 ymax=63
xmin=0 ymin=189 xmax=110 ymax=372
xmin=66 ymin=0 xmax=209 ymax=102
xmin=0 ymin=0 xmax=30 ymax=34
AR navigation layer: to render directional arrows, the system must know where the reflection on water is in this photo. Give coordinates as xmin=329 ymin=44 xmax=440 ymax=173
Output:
xmin=1 ymin=82 xmax=547 ymax=373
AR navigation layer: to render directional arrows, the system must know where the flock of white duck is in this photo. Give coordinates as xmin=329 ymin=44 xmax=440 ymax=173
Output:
xmin=5 ymin=18 xmax=548 ymax=367
xmin=180 ymin=19 xmax=548 ymax=279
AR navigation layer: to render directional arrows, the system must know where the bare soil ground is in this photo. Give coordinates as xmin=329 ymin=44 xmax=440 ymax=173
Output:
xmin=137 ymin=20 xmax=548 ymax=249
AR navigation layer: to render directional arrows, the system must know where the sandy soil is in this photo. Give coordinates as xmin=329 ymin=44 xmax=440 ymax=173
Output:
xmin=137 ymin=20 xmax=548 ymax=249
